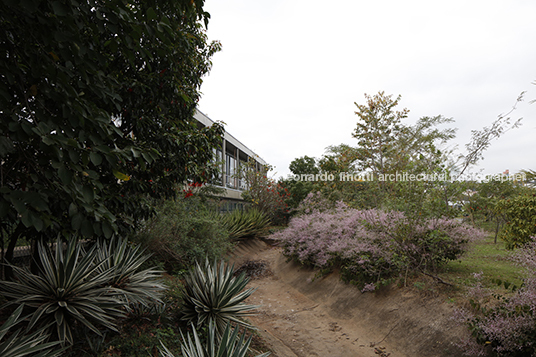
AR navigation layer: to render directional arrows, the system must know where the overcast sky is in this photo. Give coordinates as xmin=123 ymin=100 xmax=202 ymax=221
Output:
xmin=198 ymin=0 xmax=536 ymax=179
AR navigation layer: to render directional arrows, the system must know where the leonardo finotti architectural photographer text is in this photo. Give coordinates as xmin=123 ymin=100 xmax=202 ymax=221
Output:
xmin=287 ymin=172 xmax=526 ymax=183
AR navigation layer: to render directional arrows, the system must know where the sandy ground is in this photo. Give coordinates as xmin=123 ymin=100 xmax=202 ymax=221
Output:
xmin=229 ymin=238 xmax=468 ymax=357
xmin=231 ymin=240 xmax=395 ymax=357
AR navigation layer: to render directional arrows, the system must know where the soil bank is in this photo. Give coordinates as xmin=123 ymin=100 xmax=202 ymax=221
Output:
xmin=229 ymin=238 xmax=469 ymax=357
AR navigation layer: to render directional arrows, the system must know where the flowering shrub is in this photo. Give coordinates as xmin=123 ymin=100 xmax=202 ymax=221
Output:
xmin=456 ymin=237 xmax=536 ymax=356
xmin=240 ymin=161 xmax=290 ymax=224
xmin=271 ymin=193 xmax=485 ymax=289
xmin=183 ymin=182 xmax=204 ymax=198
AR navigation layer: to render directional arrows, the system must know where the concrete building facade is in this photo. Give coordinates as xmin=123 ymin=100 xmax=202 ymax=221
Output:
xmin=194 ymin=110 xmax=267 ymax=207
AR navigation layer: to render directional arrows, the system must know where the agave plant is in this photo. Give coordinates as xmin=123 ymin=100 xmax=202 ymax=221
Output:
xmin=93 ymin=237 xmax=165 ymax=307
xmin=0 ymin=304 xmax=65 ymax=357
xmin=220 ymin=208 xmax=271 ymax=240
xmin=159 ymin=321 xmax=270 ymax=357
xmin=181 ymin=259 xmax=258 ymax=334
xmin=0 ymin=238 xmax=124 ymax=344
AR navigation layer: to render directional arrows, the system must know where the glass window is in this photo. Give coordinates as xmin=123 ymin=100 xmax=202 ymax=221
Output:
xmin=226 ymin=153 xmax=236 ymax=188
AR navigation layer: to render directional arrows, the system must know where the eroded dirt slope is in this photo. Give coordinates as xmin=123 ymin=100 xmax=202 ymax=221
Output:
xmin=229 ymin=238 xmax=469 ymax=357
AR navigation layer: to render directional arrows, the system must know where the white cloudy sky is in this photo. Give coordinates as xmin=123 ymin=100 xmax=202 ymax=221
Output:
xmin=198 ymin=0 xmax=536 ymax=179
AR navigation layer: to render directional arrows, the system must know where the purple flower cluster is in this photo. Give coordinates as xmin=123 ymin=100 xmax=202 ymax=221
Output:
xmin=271 ymin=193 xmax=485 ymax=289
xmin=456 ymin=236 xmax=536 ymax=355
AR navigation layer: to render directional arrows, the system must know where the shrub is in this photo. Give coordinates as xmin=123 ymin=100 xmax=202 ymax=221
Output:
xmin=239 ymin=160 xmax=290 ymax=224
xmin=0 ymin=238 xmax=164 ymax=345
xmin=0 ymin=304 xmax=65 ymax=357
xmin=497 ymin=194 xmax=536 ymax=249
xmin=94 ymin=238 xmax=165 ymax=307
xmin=159 ymin=321 xmax=270 ymax=357
xmin=271 ymin=198 xmax=485 ymax=289
xmin=219 ymin=208 xmax=271 ymax=241
xmin=181 ymin=259 xmax=258 ymax=334
xmin=0 ymin=239 xmax=123 ymax=344
xmin=293 ymin=191 xmax=339 ymax=215
xmin=457 ymin=237 xmax=536 ymax=356
xmin=133 ymin=196 xmax=233 ymax=273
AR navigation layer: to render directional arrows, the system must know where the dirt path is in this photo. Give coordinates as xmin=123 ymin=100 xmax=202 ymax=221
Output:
xmin=230 ymin=239 xmax=396 ymax=357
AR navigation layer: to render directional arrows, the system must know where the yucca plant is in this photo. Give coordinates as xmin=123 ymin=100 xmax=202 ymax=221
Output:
xmin=181 ymin=259 xmax=258 ymax=334
xmin=93 ymin=237 xmax=165 ymax=307
xmin=0 ymin=304 xmax=65 ymax=357
xmin=220 ymin=208 xmax=271 ymax=240
xmin=159 ymin=321 xmax=270 ymax=357
xmin=0 ymin=238 xmax=124 ymax=345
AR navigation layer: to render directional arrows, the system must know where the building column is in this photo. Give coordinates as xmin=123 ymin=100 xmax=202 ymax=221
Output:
xmin=222 ymin=138 xmax=226 ymax=187
xmin=236 ymin=148 xmax=241 ymax=189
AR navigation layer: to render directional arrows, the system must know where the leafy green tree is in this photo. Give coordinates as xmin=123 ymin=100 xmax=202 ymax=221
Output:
xmin=352 ymin=92 xmax=409 ymax=177
xmin=396 ymin=115 xmax=457 ymax=174
xmin=497 ymin=194 xmax=536 ymax=249
xmin=467 ymin=178 xmax=520 ymax=242
xmin=0 ymin=0 xmax=223 ymax=273
xmin=349 ymin=92 xmax=458 ymax=214
xmin=353 ymin=92 xmax=456 ymax=178
xmin=289 ymin=156 xmax=319 ymax=176
xmin=282 ymin=156 xmax=319 ymax=209
xmin=318 ymin=144 xmax=359 ymax=174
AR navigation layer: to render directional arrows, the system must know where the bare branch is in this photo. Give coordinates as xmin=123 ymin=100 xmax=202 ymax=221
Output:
xmin=456 ymin=92 xmax=525 ymax=178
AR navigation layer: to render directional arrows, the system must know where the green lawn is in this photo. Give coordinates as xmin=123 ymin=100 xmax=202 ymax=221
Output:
xmin=443 ymin=234 xmax=523 ymax=291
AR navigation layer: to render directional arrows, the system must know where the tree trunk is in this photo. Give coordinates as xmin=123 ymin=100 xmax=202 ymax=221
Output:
xmin=30 ymin=235 xmax=45 ymax=274
xmin=494 ymin=218 xmax=500 ymax=244
xmin=3 ymin=224 xmax=25 ymax=280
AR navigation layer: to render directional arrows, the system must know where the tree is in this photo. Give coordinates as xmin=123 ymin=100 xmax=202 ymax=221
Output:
xmin=282 ymin=156 xmax=320 ymax=209
xmin=496 ymin=194 xmax=536 ymax=249
xmin=352 ymin=92 xmax=456 ymax=178
xmin=352 ymin=92 xmax=409 ymax=177
xmin=318 ymin=144 xmax=359 ymax=174
xmin=466 ymin=178 xmax=519 ymax=242
xmin=289 ymin=156 xmax=319 ymax=176
xmin=456 ymin=93 xmax=524 ymax=178
xmin=0 ymin=0 xmax=223 ymax=275
xmin=350 ymin=92 xmax=458 ymax=214
xmin=239 ymin=160 xmax=289 ymax=224
xmin=396 ymin=115 xmax=457 ymax=174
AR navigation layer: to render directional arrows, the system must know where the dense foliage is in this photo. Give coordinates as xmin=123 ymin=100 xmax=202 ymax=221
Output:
xmin=133 ymin=195 xmax=233 ymax=273
xmin=272 ymin=193 xmax=486 ymax=290
xmin=281 ymin=156 xmax=318 ymax=209
xmin=239 ymin=160 xmax=289 ymax=224
xmin=0 ymin=0 xmax=224 ymax=267
xmin=280 ymin=93 xmax=459 ymax=218
xmin=497 ymin=194 xmax=536 ymax=249
xmin=352 ymin=92 xmax=456 ymax=178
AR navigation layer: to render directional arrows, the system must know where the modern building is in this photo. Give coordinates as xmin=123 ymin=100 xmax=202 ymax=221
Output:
xmin=194 ymin=110 xmax=267 ymax=209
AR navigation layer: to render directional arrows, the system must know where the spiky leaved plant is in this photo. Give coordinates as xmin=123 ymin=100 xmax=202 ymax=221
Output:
xmin=159 ymin=321 xmax=270 ymax=357
xmin=181 ymin=259 xmax=258 ymax=334
xmin=220 ymin=208 xmax=271 ymax=241
xmin=0 ymin=304 xmax=66 ymax=357
xmin=93 ymin=237 xmax=165 ymax=307
xmin=0 ymin=238 xmax=124 ymax=344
